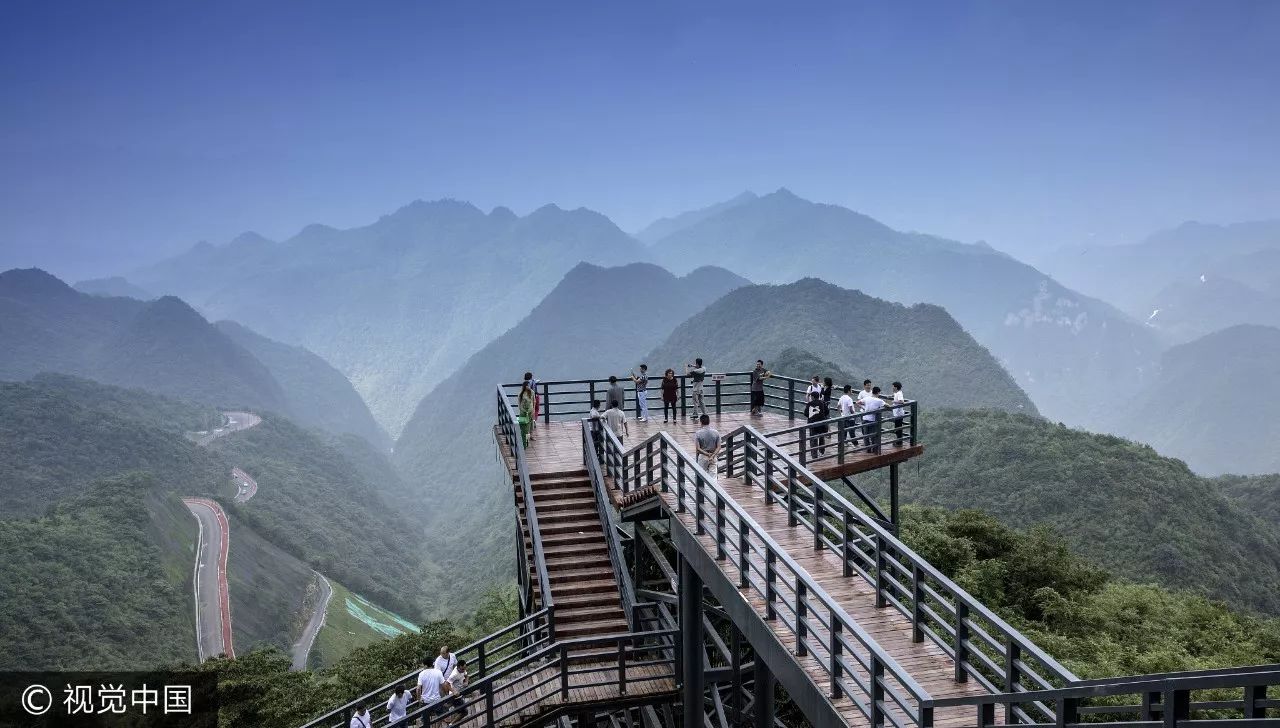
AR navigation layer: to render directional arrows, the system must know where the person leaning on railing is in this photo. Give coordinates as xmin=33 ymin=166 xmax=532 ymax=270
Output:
xmin=517 ymin=380 xmax=535 ymax=447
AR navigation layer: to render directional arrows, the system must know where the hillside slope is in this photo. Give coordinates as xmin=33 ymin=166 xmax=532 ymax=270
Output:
xmin=646 ymin=278 xmax=1037 ymax=413
xmin=1109 ymin=324 xmax=1280 ymax=475
xmin=130 ymin=200 xmax=647 ymax=435
xmin=394 ymin=262 xmax=748 ymax=607
xmin=647 ymin=190 xmax=1158 ymax=428
xmin=216 ymin=320 xmax=390 ymax=450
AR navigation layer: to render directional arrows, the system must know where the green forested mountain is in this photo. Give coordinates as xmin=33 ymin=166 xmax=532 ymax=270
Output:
xmin=635 ymin=190 xmax=759 ymax=244
xmin=130 ymin=200 xmax=648 ymax=436
xmin=0 ymin=268 xmax=288 ymax=412
xmin=74 ymin=275 xmax=155 ymax=300
xmin=1110 ymin=324 xmax=1280 ymax=475
xmin=0 ymin=473 xmax=198 ymax=670
xmin=394 ymin=262 xmax=748 ymax=608
xmin=646 ymin=278 xmax=1037 ymax=413
xmin=864 ymin=409 xmax=1280 ymax=615
xmin=210 ymin=415 xmax=438 ymax=619
xmin=1216 ymin=473 xmax=1280 ymax=525
xmin=216 ymin=320 xmax=391 ymax=450
xmin=0 ymin=377 xmax=226 ymax=517
xmin=645 ymin=189 xmax=1160 ymax=429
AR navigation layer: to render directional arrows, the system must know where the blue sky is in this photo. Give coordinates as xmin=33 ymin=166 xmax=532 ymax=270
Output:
xmin=1 ymin=0 xmax=1277 ymax=280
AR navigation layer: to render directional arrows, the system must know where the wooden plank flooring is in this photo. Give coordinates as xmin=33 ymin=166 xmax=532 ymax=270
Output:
xmin=452 ymin=662 xmax=676 ymax=727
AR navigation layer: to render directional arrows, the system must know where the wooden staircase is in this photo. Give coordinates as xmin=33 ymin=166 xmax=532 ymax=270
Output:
xmin=513 ymin=468 xmax=630 ymax=640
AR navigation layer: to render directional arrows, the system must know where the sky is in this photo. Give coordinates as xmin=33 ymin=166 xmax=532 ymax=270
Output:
xmin=1 ymin=0 xmax=1277 ymax=281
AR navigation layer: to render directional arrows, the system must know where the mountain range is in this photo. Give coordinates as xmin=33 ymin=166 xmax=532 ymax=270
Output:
xmin=124 ymin=201 xmax=646 ymax=436
xmin=642 ymin=189 xmax=1161 ymax=430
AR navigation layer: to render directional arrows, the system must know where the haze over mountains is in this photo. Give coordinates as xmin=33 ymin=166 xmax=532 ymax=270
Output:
xmin=126 ymin=200 xmax=645 ymax=436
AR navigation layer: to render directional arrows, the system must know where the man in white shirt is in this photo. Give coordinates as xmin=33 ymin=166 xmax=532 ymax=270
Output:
xmin=445 ymin=660 xmax=470 ymax=723
xmin=385 ymin=686 xmax=412 ymax=726
xmin=861 ymin=386 xmax=887 ymax=453
xmin=856 ymin=379 xmax=873 ymax=406
xmin=416 ymin=658 xmax=447 ymax=718
xmin=693 ymin=415 xmax=721 ymax=486
xmin=891 ymin=381 xmax=906 ymax=447
xmin=434 ymin=645 xmax=457 ymax=680
xmin=349 ymin=704 xmax=372 ymax=728
xmin=603 ymin=400 xmax=629 ymax=444
xmin=837 ymin=384 xmax=856 ymax=445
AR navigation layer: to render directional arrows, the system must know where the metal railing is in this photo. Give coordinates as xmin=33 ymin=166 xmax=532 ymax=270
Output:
xmin=397 ymin=630 xmax=679 ymax=728
xmin=754 ymin=400 xmax=919 ymax=469
xmin=927 ymin=665 xmax=1280 ymax=727
xmin=719 ymin=424 xmax=1078 ymax=724
xmin=299 ymin=608 xmax=554 ymax=728
xmin=495 ymin=385 xmax=556 ymax=619
xmin=581 ymin=419 xmax=637 ymax=628
xmin=624 ymin=428 xmax=938 ymax=728
xmin=500 ymin=371 xmax=823 ymax=423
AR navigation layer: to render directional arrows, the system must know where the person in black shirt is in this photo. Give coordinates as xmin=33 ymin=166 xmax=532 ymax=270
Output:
xmin=806 ymin=391 xmax=830 ymax=457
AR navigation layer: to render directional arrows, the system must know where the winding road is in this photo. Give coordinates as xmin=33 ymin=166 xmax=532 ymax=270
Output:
xmin=184 ymin=410 xmax=261 ymax=662
xmin=291 ymin=573 xmax=333 ymax=670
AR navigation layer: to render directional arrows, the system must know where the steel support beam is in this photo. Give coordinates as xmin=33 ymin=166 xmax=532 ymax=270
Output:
xmin=753 ymin=661 xmax=776 ymax=728
xmin=679 ymin=556 xmax=705 ymax=728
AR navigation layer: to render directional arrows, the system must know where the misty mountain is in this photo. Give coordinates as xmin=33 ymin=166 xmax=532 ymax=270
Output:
xmin=129 ymin=200 xmax=647 ymax=436
xmin=216 ymin=320 xmax=391 ymax=450
xmin=0 ymin=268 xmax=288 ymax=412
xmin=393 ymin=262 xmax=748 ymax=606
xmin=645 ymin=278 xmax=1037 ymax=413
xmin=1109 ymin=324 xmax=1280 ymax=476
xmin=635 ymin=191 xmax=759 ymax=244
xmin=74 ymin=276 xmax=154 ymax=299
xmin=1145 ymin=275 xmax=1280 ymax=343
xmin=645 ymin=189 xmax=1159 ymax=429
xmin=1040 ymin=220 xmax=1280 ymax=316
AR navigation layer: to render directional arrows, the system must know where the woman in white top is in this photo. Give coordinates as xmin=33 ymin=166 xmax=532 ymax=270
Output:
xmin=891 ymin=381 xmax=906 ymax=446
xmin=349 ymin=705 xmax=372 ymax=728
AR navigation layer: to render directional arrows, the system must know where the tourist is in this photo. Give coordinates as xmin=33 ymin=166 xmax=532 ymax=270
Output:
xmin=415 ymin=657 xmax=447 ymax=720
xmin=694 ymin=414 xmax=720 ymax=485
xmin=607 ymin=375 xmax=626 ymax=417
xmin=524 ymin=371 xmax=540 ymax=426
xmin=434 ymin=645 xmax=457 ymax=678
xmin=861 ymin=386 xmax=887 ymax=453
xmin=837 ymin=384 xmax=857 ymax=446
xmin=686 ymin=358 xmax=708 ymax=419
xmin=603 ymin=400 xmax=629 ymax=444
xmin=385 ymin=686 xmax=412 ymax=727
xmin=806 ymin=375 xmax=823 ymax=400
xmin=856 ymin=379 xmax=873 ymax=407
xmin=661 ymin=368 xmax=679 ymax=422
xmin=806 ymin=391 xmax=830 ymax=456
xmin=517 ymin=380 xmax=535 ymax=448
xmin=822 ymin=377 xmax=834 ymax=407
xmin=445 ymin=659 xmax=470 ymax=723
xmin=630 ymin=364 xmax=650 ymax=422
xmin=589 ymin=399 xmax=604 ymax=450
xmin=349 ymin=703 xmax=372 ymax=728
xmin=750 ymin=360 xmax=771 ymax=416
xmin=891 ymin=381 xmax=906 ymax=446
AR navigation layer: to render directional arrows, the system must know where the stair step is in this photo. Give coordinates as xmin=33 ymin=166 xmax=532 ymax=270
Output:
xmin=535 ymin=499 xmax=598 ymax=513
xmin=530 ymin=487 xmax=595 ymax=502
xmin=555 ymin=605 xmax=627 ymax=623
xmin=546 ymin=572 xmax=618 ymax=588
xmin=539 ymin=531 xmax=605 ymax=547
xmin=529 ymin=469 xmax=587 ymax=481
xmin=537 ymin=520 xmax=604 ymax=536
xmin=551 ymin=591 xmax=624 ymax=609
xmin=556 ymin=618 xmax=630 ymax=638
xmin=535 ymin=507 xmax=600 ymax=522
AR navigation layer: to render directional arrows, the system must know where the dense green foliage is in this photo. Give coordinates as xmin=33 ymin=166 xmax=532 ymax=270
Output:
xmin=647 ymin=277 xmax=1036 ymax=412
xmin=1111 ymin=324 xmax=1280 ymax=475
xmin=216 ymin=320 xmax=391 ymax=450
xmin=394 ymin=262 xmax=747 ymax=611
xmin=130 ymin=202 xmax=649 ymax=435
xmin=0 ymin=378 xmax=226 ymax=516
xmin=865 ymin=408 xmax=1280 ymax=615
xmin=645 ymin=188 xmax=1161 ymax=428
xmin=211 ymin=416 xmax=438 ymax=619
xmin=899 ymin=506 xmax=1280 ymax=678
xmin=0 ymin=474 xmax=197 ymax=669
xmin=1216 ymin=473 xmax=1280 ymax=525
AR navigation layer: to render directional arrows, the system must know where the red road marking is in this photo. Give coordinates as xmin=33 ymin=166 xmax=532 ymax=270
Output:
xmin=182 ymin=497 xmax=235 ymax=659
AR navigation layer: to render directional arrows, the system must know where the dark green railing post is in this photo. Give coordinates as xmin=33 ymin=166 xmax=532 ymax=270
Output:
xmin=763 ymin=448 xmax=773 ymax=504
xmin=910 ymin=402 xmax=918 ymax=445
xmin=560 ymin=642 xmax=569 ymax=700
xmin=1004 ymin=640 xmax=1020 ymax=725
xmin=726 ymin=433 xmax=736 ymax=478
xmin=813 ymin=487 xmax=823 ymax=550
xmin=874 ymin=533 xmax=887 ymax=608
xmin=715 ymin=493 xmax=727 ymax=560
xmin=484 ymin=679 xmax=494 ymax=725
xmin=795 ymin=581 xmax=808 ymax=657
xmin=675 ymin=457 xmax=685 ymax=512
xmin=1162 ymin=689 xmax=1186 ymax=728
xmin=618 ymin=639 xmax=627 ymax=694
xmin=738 ymin=520 xmax=750 ymax=588
xmin=541 ymin=382 xmax=550 ymax=424
xmin=911 ymin=565 xmax=924 ymax=643
xmin=870 ymin=655 xmax=886 ymax=727
xmin=1060 ymin=696 xmax=1081 ymax=728
xmin=955 ymin=602 xmax=970 ymax=682
xmin=715 ymin=378 xmax=722 ymax=414
xmin=1244 ymin=685 xmax=1266 ymax=718
xmin=787 ymin=465 xmax=798 ymax=527
xmin=830 ymin=611 xmax=842 ymax=699
xmin=842 ymin=509 xmax=853 ymax=577
xmin=788 ymin=379 xmax=796 ymax=420
xmin=765 ymin=550 xmax=777 ymax=619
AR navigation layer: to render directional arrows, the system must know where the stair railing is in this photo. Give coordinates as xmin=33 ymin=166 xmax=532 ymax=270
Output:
xmin=495 ymin=385 xmax=556 ymax=622
xmin=581 ymin=418 xmax=637 ymax=628
xmin=626 ymin=429 xmax=938 ymax=728
xmin=723 ymin=422 xmax=1077 ymax=724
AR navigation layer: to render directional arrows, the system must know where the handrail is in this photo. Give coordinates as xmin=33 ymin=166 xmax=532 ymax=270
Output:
xmin=499 ymin=371 xmax=817 ymax=423
xmin=623 ymin=428 xmax=936 ymax=728
xmin=495 ymin=385 xmax=555 ymax=616
xmin=581 ymin=418 xmax=637 ymax=627
xmin=398 ymin=629 xmax=679 ymax=727
xmin=721 ymin=423 xmax=1078 ymax=714
xmin=299 ymin=607 xmax=553 ymax=728
xmin=924 ymin=667 xmax=1280 ymax=728
xmin=758 ymin=400 xmax=919 ymax=468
